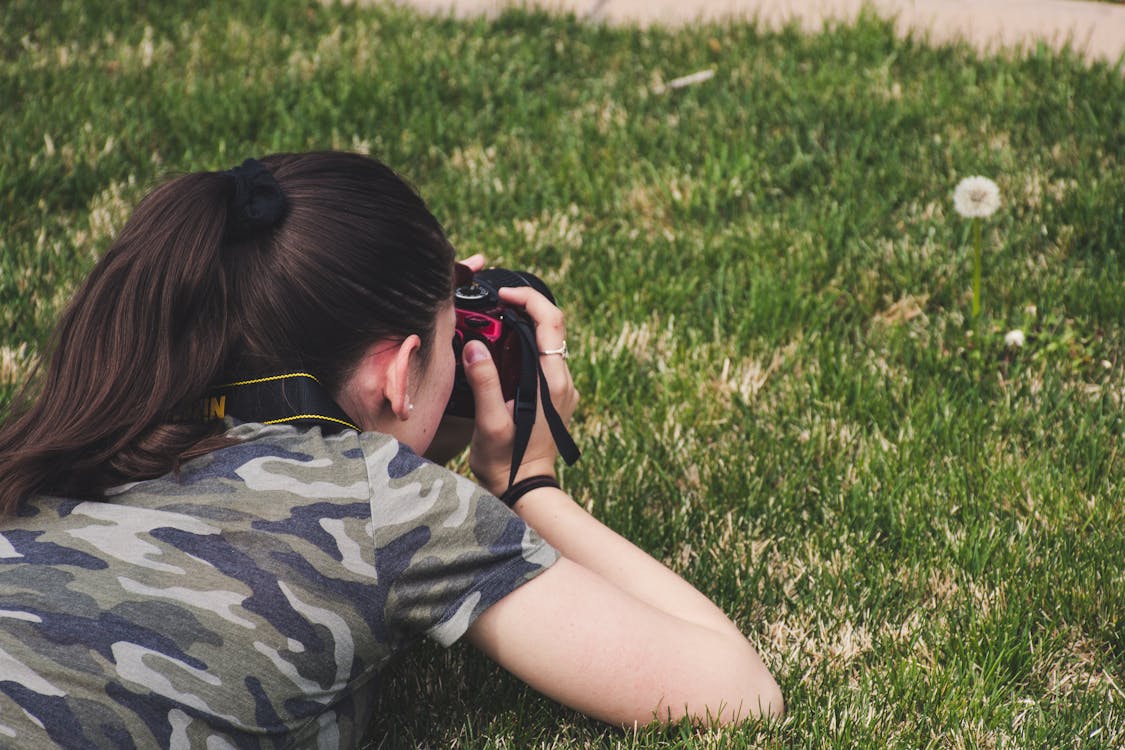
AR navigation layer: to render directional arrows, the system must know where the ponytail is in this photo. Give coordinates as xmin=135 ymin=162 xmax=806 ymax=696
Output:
xmin=0 ymin=173 xmax=240 ymax=513
xmin=0 ymin=152 xmax=455 ymax=514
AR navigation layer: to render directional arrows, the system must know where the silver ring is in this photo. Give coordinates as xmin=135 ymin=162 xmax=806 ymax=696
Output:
xmin=540 ymin=341 xmax=568 ymax=359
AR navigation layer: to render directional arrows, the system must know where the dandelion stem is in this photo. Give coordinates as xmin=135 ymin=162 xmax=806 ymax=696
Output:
xmin=971 ymin=219 xmax=983 ymax=319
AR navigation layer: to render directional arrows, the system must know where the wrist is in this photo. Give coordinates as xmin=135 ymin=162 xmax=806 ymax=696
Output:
xmin=511 ymin=458 xmax=557 ymax=487
xmin=479 ymin=461 xmax=557 ymax=498
xmin=498 ymin=475 xmax=560 ymax=508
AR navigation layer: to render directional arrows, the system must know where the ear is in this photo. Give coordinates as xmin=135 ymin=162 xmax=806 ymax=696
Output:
xmin=384 ymin=334 xmax=422 ymax=421
xmin=338 ymin=335 xmax=421 ymax=430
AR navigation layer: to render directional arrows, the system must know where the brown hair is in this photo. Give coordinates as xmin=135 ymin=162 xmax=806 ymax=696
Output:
xmin=0 ymin=151 xmax=455 ymax=514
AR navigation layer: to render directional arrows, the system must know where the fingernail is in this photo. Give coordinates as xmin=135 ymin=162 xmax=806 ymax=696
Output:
xmin=464 ymin=340 xmax=490 ymax=364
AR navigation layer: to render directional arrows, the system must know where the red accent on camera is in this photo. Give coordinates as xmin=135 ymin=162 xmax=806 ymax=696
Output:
xmin=454 ymin=310 xmax=503 ymax=342
xmin=446 ymin=307 xmax=523 ymax=417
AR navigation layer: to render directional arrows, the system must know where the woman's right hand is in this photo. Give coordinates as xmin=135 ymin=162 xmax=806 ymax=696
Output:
xmin=460 ymin=287 xmax=579 ymax=497
xmin=460 ymin=289 xmax=782 ymax=729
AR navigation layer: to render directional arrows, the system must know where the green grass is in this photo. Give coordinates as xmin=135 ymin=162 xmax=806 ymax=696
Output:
xmin=3 ymin=1 xmax=1124 ymax=747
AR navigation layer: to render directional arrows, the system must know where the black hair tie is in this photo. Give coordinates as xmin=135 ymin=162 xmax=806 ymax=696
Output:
xmin=224 ymin=158 xmax=287 ymax=241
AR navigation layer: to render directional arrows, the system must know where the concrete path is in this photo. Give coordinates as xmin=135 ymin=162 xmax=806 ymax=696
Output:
xmin=391 ymin=0 xmax=1125 ymax=64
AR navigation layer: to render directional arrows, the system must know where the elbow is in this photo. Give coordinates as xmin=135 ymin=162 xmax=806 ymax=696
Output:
xmin=642 ymin=673 xmax=784 ymax=729
xmin=652 ymin=652 xmax=785 ymax=728
xmin=751 ymin=672 xmax=785 ymax=720
xmin=714 ymin=662 xmax=782 ymax=725
xmin=717 ymin=642 xmax=785 ymax=725
xmin=719 ymin=636 xmax=784 ymax=724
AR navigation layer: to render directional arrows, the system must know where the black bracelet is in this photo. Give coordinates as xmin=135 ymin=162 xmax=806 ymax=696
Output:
xmin=499 ymin=475 xmax=560 ymax=508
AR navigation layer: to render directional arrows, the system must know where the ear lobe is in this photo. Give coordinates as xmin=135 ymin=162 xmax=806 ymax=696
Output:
xmin=386 ymin=334 xmax=422 ymax=421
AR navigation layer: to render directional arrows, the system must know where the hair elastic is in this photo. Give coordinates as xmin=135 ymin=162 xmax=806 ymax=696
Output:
xmin=224 ymin=158 xmax=288 ymax=241
xmin=499 ymin=475 xmax=560 ymax=508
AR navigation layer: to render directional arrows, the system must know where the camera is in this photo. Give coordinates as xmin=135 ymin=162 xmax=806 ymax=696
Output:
xmin=444 ymin=264 xmax=579 ymax=487
xmin=445 ymin=267 xmax=554 ymax=418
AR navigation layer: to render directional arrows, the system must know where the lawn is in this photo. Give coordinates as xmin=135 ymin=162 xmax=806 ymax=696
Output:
xmin=2 ymin=1 xmax=1123 ymax=747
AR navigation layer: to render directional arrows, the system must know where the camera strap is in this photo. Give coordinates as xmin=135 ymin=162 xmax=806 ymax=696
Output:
xmin=503 ymin=311 xmax=581 ymax=489
xmin=205 ymin=373 xmax=360 ymax=433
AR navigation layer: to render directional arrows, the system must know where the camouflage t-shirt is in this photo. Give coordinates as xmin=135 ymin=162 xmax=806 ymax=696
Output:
xmin=0 ymin=422 xmax=558 ymax=749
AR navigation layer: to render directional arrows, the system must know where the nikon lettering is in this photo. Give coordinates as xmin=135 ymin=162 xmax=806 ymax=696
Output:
xmin=205 ymin=395 xmax=226 ymax=420
xmin=0 ymin=423 xmax=558 ymax=748
xmin=169 ymin=395 xmax=227 ymax=424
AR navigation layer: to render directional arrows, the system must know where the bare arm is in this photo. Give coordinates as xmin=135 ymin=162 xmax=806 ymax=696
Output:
xmin=511 ymin=486 xmax=749 ymax=641
xmin=458 ymin=286 xmax=782 ymax=726
xmin=468 ymin=488 xmax=783 ymax=726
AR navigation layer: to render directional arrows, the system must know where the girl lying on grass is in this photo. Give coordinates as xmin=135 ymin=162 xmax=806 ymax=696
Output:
xmin=0 ymin=151 xmax=782 ymax=748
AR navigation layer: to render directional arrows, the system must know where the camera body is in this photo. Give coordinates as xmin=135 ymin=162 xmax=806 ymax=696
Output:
xmin=445 ymin=268 xmax=554 ymax=418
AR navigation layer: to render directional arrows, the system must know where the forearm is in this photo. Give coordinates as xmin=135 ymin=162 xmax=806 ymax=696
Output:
xmin=460 ymin=288 xmax=781 ymax=722
xmin=511 ymin=486 xmax=748 ymax=642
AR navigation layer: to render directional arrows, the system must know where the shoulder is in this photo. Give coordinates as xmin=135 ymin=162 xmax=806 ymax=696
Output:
xmin=196 ymin=422 xmax=472 ymax=511
xmin=174 ymin=422 xmax=394 ymax=501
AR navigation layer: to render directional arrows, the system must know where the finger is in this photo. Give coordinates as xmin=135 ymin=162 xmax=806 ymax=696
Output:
xmin=462 ymin=340 xmax=512 ymax=440
xmin=460 ymin=253 xmax=486 ymax=272
xmin=496 ymin=287 xmax=567 ymax=355
xmin=496 ymin=287 xmax=570 ymax=371
xmin=497 ymin=287 xmax=563 ymax=337
xmin=496 ymin=287 xmax=574 ymax=403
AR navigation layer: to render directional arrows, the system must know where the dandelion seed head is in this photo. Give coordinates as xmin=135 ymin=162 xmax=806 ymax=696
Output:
xmin=953 ymin=176 xmax=1001 ymax=219
xmin=1004 ymin=329 xmax=1025 ymax=348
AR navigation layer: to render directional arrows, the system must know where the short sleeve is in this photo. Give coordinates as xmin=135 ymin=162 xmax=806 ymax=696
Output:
xmin=359 ymin=433 xmax=559 ymax=647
